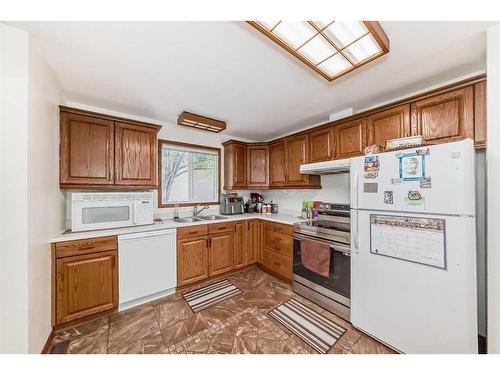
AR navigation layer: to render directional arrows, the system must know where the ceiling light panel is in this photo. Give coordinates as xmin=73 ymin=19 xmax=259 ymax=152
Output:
xmin=247 ymin=21 xmax=389 ymax=82
xmin=271 ymin=21 xmax=316 ymax=49
xmin=298 ymin=34 xmax=336 ymax=64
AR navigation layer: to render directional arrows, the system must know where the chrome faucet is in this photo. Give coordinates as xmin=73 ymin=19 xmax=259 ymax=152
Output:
xmin=193 ymin=205 xmax=209 ymax=217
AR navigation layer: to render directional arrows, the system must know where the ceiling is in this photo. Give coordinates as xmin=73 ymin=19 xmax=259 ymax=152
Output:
xmin=11 ymin=21 xmax=495 ymax=141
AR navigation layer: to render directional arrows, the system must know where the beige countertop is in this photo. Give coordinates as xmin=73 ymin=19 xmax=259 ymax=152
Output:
xmin=52 ymin=212 xmax=305 ymax=243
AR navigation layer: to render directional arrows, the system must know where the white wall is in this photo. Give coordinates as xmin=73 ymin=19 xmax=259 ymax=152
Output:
xmin=27 ymin=39 xmax=64 ymax=353
xmin=0 ymin=23 xmax=29 ymax=354
xmin=487 ymin=23 xmax=500 ymax=353
xmin=0 ymin=23 xmax=64 ymax=354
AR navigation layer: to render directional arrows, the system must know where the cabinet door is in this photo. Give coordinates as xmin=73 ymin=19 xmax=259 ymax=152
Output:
xmin=234 ymin=221 xmax=247 ymax=269
xmin=334 ymin=117 xmax=367 ymax=159
xmin=246 ymin=145 xmax=269 ymax=188
xmin=60 ymin=112 xmax=115 ymax=186
xmin=309 ymin=127 xmax=334 ymax=162
xmin=410 ymin=86 xmax=474 ymax=144
xmin=247 ymin=219 xmax=259 ymax=264
xmin=269 ymin=141 xmax=285 ymax=187
xmin=224 ymin=143 xmax=247 ymax=189
xmin=209 ymin=232 xmax=234 ymax=277
xmin=285 ymin=134 xmax=309 ymax=186
xmin=177 ymin=237 xmax=209 ymax=286
xmin=367 ymin=104 xmax=410 ymax=147
xmin=56 ymin=250 xmax=118 ymax=324
xmin=115 ymin=122 xmax=158 ymax=187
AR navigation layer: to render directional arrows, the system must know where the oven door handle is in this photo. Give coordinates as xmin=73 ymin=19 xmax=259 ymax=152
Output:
xmin=293 ymin=234 xmax=351 ymax=254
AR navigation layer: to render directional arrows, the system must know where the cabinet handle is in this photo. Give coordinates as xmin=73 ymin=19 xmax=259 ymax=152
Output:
xmin=79 ymin=245 xmax=95 ymax=250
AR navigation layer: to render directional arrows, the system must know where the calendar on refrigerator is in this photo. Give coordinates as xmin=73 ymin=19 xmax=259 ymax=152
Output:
xmin=370 ymin=214 xmax=446 ymax=269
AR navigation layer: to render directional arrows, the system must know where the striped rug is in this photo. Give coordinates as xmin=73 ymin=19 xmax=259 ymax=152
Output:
xmin=268 ymin=298 xmax=346 ymax=354
xmin=183 ymin=279 xmax=242 ymax=313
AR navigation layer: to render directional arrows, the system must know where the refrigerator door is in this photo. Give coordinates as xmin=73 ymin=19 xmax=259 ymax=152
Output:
xmin=350 ymin=139 xmax=475 ymax=216
xmin=351 ymin=209 xmax=478 ymax=353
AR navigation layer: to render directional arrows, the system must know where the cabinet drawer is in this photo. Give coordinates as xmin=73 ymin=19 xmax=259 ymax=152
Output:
xmin=264 ymin=229 xmax=292 ymax=258
xmin=177 ymin=225 xmax=208 ymax=239
xmin=262 ymin=248 xmax=292 ymax=280
xmin=209 ymin=222 xmax=235 ymax=234
xmin=264 ymin=221 xmax=293 ymax=236
xmin=55 ymin=236 xmax=117 ymax=258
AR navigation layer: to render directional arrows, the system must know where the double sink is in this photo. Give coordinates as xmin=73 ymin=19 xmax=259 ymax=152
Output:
xmin=174 ymin=215 xmax=228 ymax=223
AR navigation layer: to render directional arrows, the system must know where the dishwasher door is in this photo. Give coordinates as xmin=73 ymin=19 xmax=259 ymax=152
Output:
xmin=118 ymin=228 xmax=177 ymax=310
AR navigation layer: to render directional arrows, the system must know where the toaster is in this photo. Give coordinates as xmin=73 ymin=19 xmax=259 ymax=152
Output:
xmin=220 ymin=196 xmax=244 ymax=215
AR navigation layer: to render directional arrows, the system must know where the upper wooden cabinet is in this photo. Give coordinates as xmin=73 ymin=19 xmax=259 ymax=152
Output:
xmin=60 ymin=112 xmax=115 ymax=186
xmin=59 ymin=107 xmax=161 ymax=189
xmin=246 ymin=144 xmax=269 ymax=188
xmin=269 ymin=141 xmax=286 ymax=188
xmin=115 ymin=122 xmax=158 ymax=186
xmin=309 ymin=127 xmax=335 ymax=162
xmin=367 ymin=104 xmax=410 ymax=147
xmin=284 ymin=134 xmax=321 ymax=188
xmin=410 ymin=86 xmax=474 ymax=144
xmin=223 ymin=141 xmax=247 ymax=190
xmin=334 ymin=117 xmax=367 ymax=159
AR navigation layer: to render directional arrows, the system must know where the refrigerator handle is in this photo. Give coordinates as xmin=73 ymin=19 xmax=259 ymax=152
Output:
xmin=353 ymin=169 xmax=359 ymax=209
xmin=352 ymin=210 xmax=359 ymax=253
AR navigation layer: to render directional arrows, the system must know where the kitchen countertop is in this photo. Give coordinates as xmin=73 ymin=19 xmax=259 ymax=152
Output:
xmin=52 ymin=212 xmax=305 ymax=243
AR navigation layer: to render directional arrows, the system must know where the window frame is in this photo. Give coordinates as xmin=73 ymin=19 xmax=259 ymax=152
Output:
xmin=158 ymin=140 xmax=221 ymax=208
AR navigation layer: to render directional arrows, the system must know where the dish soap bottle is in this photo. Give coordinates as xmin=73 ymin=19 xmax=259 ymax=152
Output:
xmin=173 ymin=202 xmax=180 ymax=220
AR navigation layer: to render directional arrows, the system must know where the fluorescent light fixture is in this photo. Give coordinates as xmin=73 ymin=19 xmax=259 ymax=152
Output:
xmin=247 ymin=21 xmax=389 ymax=82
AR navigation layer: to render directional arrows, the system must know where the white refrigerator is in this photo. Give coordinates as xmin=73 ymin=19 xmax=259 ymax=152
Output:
xmin=350 ymin=139 xmax=478 ymax=354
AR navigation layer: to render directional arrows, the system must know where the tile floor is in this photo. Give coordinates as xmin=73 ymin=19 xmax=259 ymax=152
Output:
xmin=47 ymin=266 xmax=395 ymax=354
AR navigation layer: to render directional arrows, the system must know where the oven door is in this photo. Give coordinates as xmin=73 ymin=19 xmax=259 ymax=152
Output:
xmin=293 ymin=233 xmax=351 ymax=300
xmin=72 ymin=200 xmax=135 ymax=231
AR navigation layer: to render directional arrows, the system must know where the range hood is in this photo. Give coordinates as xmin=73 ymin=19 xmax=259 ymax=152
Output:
xmin=300 ymin=158 xmax=350 ymax=175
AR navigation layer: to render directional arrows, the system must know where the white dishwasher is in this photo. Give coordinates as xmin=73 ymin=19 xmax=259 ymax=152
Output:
xmin=118 ymin=228 xmax=177 ymax=311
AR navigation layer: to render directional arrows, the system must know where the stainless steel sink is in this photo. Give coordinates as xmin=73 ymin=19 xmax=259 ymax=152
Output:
xmin=174 ymin=217 xmax=204 ymax=223
xmin=198 ymin=215 xmax=228 ymax=221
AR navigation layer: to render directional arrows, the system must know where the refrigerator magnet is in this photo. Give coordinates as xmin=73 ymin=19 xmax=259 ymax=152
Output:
xmin=420 ymin=177 xmax=432 ymax=188
xmin=364 ymin=171 xmax=379 ymax=179
xmin=415 ymin=148 xmax=430 ymax=156
xmin=398 ymin=152 xmax=426 ymax=181
xmin=384 ymin=191 xmax=394 ymax=204
xmin=391 ymin=178 xmax=402 ymax=184
xmin=408 ymin=190 xmax=422 ymax=200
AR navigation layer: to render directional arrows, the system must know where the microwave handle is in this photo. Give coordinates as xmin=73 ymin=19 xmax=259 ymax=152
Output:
xmin=133 ymin=201 xmax=138 ymax=224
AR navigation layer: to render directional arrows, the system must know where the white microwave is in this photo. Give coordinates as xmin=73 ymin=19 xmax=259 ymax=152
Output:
xmin=69 ymin=191 xmax=154 ymax=232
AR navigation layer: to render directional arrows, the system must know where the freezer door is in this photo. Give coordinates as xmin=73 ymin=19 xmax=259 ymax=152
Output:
xmin=350 ymin=209 xmax=478 ymax=353
xmin=350 ymin=139 xmax=475 ymax=216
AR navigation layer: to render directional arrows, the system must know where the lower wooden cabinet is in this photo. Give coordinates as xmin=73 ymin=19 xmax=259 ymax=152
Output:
xmin=260 ymin=222 xmax=293 ymax=281
xmin=234 ymin=221 xmax=247 ymax=269
xmin=52 ymin=236 xmax=118 ymax=326
xmin=209 ymin=231 xmax=234 ymax=276
xmin=177 ymin=236 xmax=209 ymax=287
xmin=247 ymin=220 xmax=259 ymax=264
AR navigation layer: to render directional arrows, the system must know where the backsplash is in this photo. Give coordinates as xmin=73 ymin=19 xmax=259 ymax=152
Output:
xmin=234 ymin=173 xmax=350 ymax=216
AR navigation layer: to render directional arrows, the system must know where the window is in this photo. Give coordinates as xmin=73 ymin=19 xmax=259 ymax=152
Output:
xmin=159 ymin=141 xmax=220 ymax=207
xmin=247 ymin=21 xmax=389 ymax=82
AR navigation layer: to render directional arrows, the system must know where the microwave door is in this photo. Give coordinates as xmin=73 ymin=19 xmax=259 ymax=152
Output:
xmin=73 ymin=200 xmax=134 ymax=231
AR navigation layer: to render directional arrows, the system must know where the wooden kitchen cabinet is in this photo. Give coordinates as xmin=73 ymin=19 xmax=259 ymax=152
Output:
xmin=52 ymin=236 xmax=118 ymax=325
xmin=410 ymin=86 xmax=474 ymax=144
xmin=114 ymin=122 xmax=158 ymax=186
xmin=474 ymin=81 xmax=487 ymax=149
xmin=223 ymin=141 xmax=247 ymax=190
xmin=367 ymin=104 xmax=410 ymax=147
xmin=234 ymin=221 xmax=247 ymax=269
xmin=309 ymin=127 xmax=335 ymax=162
xmin=177 ymin=236 xmax=209 ymax=287
xmin=208 ymin=231 xmax=234 ymax=277
xmin=260 ymin=222 xmax=293 ymax=282
xmin=285 ymin=134 xmax=321 ymax=188
xmin=246 ymin=144 xmax=269 ymax=188
xmin=59 ymin=107 xmax=161 ymax=189
xmin=60 ymin=111 xmax=115 ymax=186
xmin=334 ymin=117 xmax=367 ymax=159
xmin=247 ymin=219 xmax=259 ymax=264
xmin=269 ymin=141 xmax=286 ymax=188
